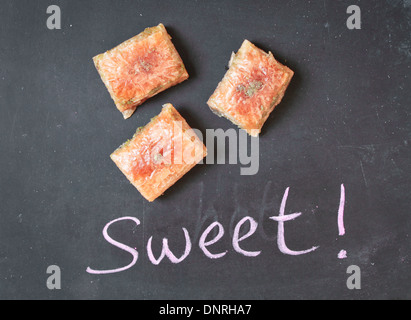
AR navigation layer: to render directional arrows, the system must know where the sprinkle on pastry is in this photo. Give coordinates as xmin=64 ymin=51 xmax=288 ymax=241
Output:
xmin=110 ymin=104 xmax=207 ymax=202
xmin=93 ymin=24 xmax=189 ymax=119
xmin=207 ymin=40 xmax=294 ymax=137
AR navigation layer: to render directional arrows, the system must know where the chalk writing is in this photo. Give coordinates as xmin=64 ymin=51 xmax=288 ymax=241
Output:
xmin=270 ymin=187 xmax=319 ymax=255
xmin=337 ymin=184 xmax=347 ymax=259
xmin=147 ymin=228 xmax=192 ymax=265
xmin=232 ymin=217 xmax=261 ymax=257
xmin=86 ymin=186 xmax=347 ymax=275
xmin=199 ymin=222 xmax=227 ymax=259
xmin=338 ymin=184 xmax=346 ymax=236
xmin=86 ymin=216 xmax=140 ymax=275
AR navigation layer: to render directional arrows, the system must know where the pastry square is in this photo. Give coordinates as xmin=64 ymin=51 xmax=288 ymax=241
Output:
xmin=110 ymin=103 xmax=207 ymax=202
xmin=207 ymin=40 xmax=294 ymax=137
xmin=93 ymin=23 xmax=189 ymax=119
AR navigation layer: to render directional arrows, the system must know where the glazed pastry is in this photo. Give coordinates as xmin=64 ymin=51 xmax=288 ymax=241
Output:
xmin=207 ymin=40 xmax=294 ymax=136
xmin=111 ymin=104 xmax=207 ymax=202
xmin=93 ymin=24 xmax=189 ymax=119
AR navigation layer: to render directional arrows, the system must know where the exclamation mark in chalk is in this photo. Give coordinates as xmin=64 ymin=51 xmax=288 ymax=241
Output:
xmin=338 ymin=184 xmax=347 ymax=259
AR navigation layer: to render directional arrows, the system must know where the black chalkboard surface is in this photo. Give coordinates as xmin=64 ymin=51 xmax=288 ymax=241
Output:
xmin=1 ymin=0 xmax=410 ymax=300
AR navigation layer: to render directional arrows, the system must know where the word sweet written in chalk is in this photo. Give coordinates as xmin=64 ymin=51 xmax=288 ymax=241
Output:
xmin=86 ymin=185 xmax=346 ymax=274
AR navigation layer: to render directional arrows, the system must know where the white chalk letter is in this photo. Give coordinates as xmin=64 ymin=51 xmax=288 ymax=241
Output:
xmin=199 ymin=221 xmax=227 ymax=259
xmin=233 ymin=217 xmax=261 ymax=257
xmin=147 ymin=228 xmax=192 ymax=265
xmin=86 ymin=217 xmax=140 ymax=275
xmin=270 ymin=188 xmax=319 ymax=255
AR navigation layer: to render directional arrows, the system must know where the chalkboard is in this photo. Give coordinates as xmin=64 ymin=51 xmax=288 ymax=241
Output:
xmin=1 ymin=0 xmax=410 ymax=300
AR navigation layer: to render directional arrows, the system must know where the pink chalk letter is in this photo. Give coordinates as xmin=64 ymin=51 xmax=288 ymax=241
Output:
xmin=232 ymin=217 xmax=261 ymax=257
xmin=338 ymin=184 xmax=346 ymax=236
xmin=147 ymin=228 xmax=192 ymax=265
xmin=86 ymin=216 xmax=140 ymax=275
xmin=270 ymin=188 xmax=319 ymax=256
xmin=199 ymin=221 xmax=227 ymax=259
xmin=338 ymin=250 xmax=348 ymax=259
